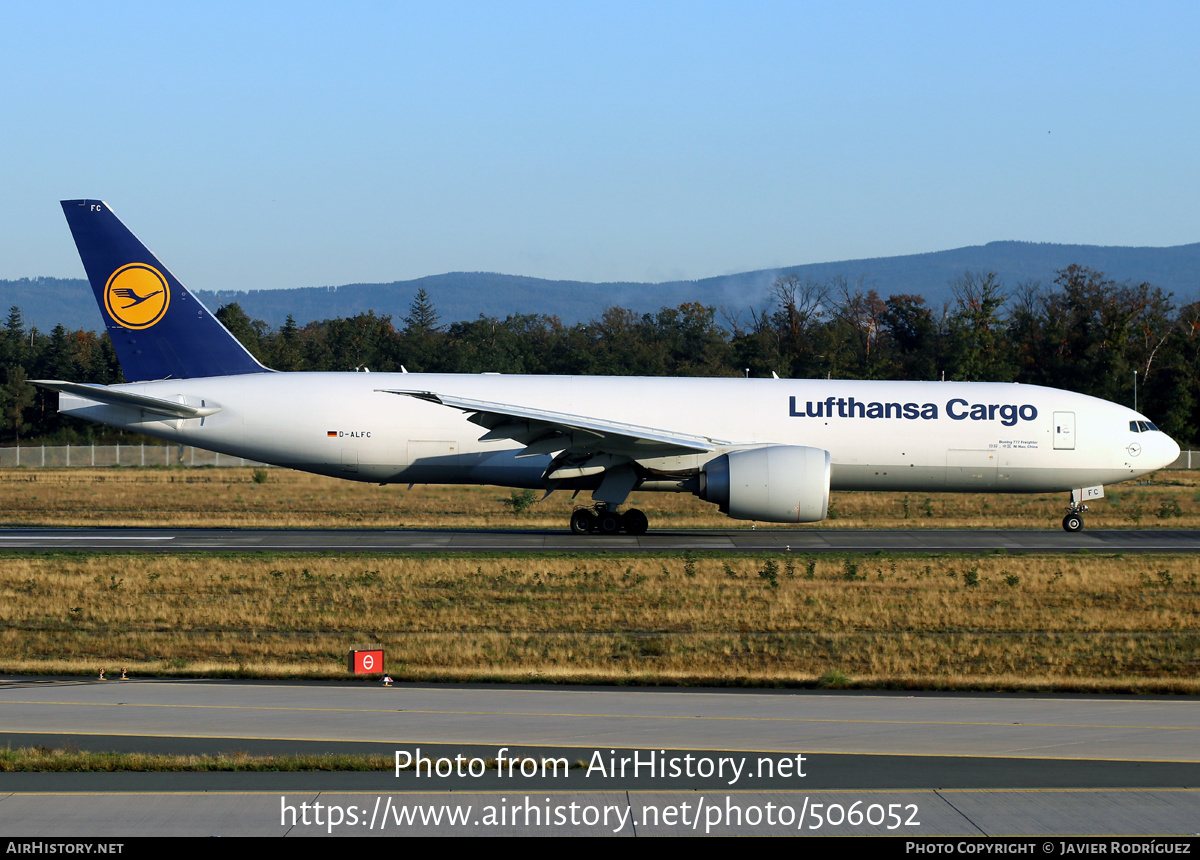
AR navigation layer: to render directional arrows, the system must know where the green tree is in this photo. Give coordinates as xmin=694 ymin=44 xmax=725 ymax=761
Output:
xmin=646 ymin=302 xmax=732 ymax=376
xmin=403 ymin=287 xmax=440 ymax=335
xmin=0 ymin=365 xmax=35 ymax=442
xmin=1035 ymin=266 xmax=1172 ymax=405
xmin=270 ymin=315 xmax=304 ymax=371
xmin=215 ymin=303 xmax=268 ymax=362
xmin=1 ymin=307 xmax=26 ymax=368
xmin=323 ymin=311 xmax=399 ymax=371
xmin=399 ymin=287 xmax=444 ymax=372
xmin=882 ymin=294 xmax=938 ymax=380
xmin=943 ymin=271 xmax=1012 ymax=381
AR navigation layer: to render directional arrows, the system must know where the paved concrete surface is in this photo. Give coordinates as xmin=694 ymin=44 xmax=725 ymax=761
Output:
xmin=1 ymin=679 xmax=1198 ymax=836
xmin=3 ymin=526 xmax=1200 ymax=552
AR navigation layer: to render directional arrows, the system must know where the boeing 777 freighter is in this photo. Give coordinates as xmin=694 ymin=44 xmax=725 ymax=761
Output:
xmin=34 ymin=200 xmax=1181 ymax=534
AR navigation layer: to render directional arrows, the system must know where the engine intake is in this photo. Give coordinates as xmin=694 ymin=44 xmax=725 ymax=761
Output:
xmin=699 ymin=445 xmax=831 ymax=523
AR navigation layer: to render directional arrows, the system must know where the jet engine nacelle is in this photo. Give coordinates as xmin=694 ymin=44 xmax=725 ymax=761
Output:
xmin=699 ymin=445 xmax=831 ymax=523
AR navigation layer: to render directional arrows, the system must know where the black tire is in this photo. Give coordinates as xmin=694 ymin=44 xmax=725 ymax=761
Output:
xmin=570 ymin=509 xmax=595 ymax=535
xmin=1062 ymin=513 xmax=1083 ymax=533
xmin=622 ymin=508 xmax=649 ymax=535
xmin=598 ymin=511 xmax=622 ymax=535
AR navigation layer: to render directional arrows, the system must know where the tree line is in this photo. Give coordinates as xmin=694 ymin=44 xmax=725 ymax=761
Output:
xmin=2 ymin=264 xmax=1199 ymax=446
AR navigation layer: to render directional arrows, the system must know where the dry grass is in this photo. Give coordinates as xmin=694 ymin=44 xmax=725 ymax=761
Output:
xmin=0 ymin=467 xmax=1196 ymax=530
xmin=0 ymin=746 xmax=391 ymax=772
xmin=0 ymin=746 xmax=567 ymax=773
xmin=1 ymin=552 xmax=1197 ymax=692
xmin=3 ymin=466 xmax=1197 ymax=692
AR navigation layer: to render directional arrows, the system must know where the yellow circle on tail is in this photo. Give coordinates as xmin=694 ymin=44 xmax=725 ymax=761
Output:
xmin=104 ymin=264 xmax=170 ymax=329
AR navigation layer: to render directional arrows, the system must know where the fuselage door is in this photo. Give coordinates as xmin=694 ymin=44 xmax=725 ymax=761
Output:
xmin=1053 ymin=412 xmax=1075 ymax=450
xmin=406 ymin=440 xmax=461 ymax=480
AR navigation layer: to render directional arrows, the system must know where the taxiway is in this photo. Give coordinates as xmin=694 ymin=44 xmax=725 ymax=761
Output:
xmin=1 ymin=678 xmax=1197 ymax=836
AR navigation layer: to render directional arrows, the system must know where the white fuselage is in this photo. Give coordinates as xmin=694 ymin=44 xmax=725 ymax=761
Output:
xmin=57 ymin=373 xmax=1179 ymax=496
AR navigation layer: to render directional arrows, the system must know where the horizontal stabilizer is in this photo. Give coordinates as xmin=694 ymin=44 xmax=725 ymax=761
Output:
xmin=32 ymin=380 xmax=221 ymax=419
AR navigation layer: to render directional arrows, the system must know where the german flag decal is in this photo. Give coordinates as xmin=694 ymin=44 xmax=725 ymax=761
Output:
xmin=327 ymin=431 xmax=337 ymax=437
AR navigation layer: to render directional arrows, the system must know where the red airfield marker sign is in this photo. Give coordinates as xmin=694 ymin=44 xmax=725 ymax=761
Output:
xmin=349 ymin=649 xmax=384 ymax=674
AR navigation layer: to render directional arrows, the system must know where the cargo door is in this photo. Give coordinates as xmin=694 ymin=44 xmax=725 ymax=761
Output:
xmin=946 ymin=449 xmax=998 ymax=489
xmin=406 ymin=440 xmax=461 ymax=480
xmin=1054 ymin=412 xmax=1075 ymax=450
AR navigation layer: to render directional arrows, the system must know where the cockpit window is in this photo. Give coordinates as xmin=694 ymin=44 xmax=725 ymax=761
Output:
xmin=1130 ymin=421 xmax=1140 ymax=433
xmin=1130 ymin=421 xmax=1160 ymax=433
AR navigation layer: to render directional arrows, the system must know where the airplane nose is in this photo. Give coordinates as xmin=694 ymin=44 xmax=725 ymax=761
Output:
xmin=1162 ymin=434 xmax=1182 ymax=469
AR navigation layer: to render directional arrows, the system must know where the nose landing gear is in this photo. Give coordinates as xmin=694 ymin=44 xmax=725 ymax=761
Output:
xmin=1062 ymin=487 xmax=1101 ymax=532
xmin=569 ymin=504 xmax=649 ymax=535
xmin=1060 ymin=489 xmax=1104 ymax=530
xmin=1062 ymin=502 xmax=1088 ymax=533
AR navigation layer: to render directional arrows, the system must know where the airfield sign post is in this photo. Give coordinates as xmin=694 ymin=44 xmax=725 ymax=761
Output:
xmin=349 ymin=648 xmax=384 ymax=675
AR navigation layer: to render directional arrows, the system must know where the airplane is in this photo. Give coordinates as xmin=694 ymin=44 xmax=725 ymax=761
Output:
xmin=34 ymin=199 xmax=1181 ymax=535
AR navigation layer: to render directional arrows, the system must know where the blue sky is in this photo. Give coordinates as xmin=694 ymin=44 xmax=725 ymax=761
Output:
xmin=3 ymin=1 xmax=1198 ymax=290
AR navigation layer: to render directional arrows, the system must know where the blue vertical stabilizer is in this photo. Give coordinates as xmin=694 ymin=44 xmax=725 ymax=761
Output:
xmin=61 ymin=199 xmax=270 ymax=381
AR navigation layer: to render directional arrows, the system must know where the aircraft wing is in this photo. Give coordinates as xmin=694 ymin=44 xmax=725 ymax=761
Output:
xmin=32 ymin=380 xmax=221 ymax=419
xmin=378 ymin=389 xmax=730 ymax=458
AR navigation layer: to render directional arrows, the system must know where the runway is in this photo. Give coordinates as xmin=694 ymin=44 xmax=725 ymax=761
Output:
xmin=1 ymin=678 xmax=1197 ymax=836
xmin=4 ymin=526 xmax=1200 ymax=553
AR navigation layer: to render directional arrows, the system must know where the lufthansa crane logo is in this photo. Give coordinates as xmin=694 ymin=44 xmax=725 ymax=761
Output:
xmin=104 ymin=263 xmax=170 ymax=329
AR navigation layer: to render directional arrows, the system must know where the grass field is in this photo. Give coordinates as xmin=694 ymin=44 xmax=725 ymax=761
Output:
xmin=2 ymin=466 xmax=1197 ymax=693
xmin=0 ymin=746 xmax=391 ymax=773
xmin=1 ymin=466 xmax=1198 ymax=530
xmin=0 ymin=746 xmax=560 ymax=773
xmin=1 ymin=550 xmax=1196 ymax=692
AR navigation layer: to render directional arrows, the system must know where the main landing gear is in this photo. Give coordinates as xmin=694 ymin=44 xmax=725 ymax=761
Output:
xmin=569 ymin=504 xmax=649 ymax=536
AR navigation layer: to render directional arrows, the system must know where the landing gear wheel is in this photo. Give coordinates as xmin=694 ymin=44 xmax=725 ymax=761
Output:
xmin=570 ymin=509 xmax=596 ymax=535
xmin=598 ymin=510 xmax=622 ymax=535
xmin=622 ymin=508 xmax=649 ymax=535
xmin=1062 ymin=513 xmax=1084 ymax=533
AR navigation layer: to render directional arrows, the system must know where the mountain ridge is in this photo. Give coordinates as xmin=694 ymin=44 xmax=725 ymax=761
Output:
xmin=6 ymin=240 xmax=1199 ymax=333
